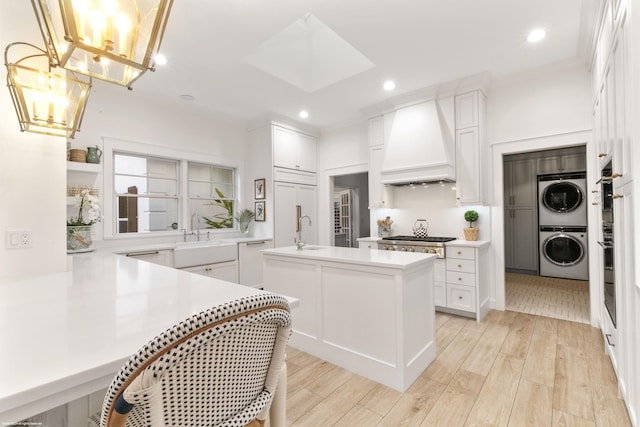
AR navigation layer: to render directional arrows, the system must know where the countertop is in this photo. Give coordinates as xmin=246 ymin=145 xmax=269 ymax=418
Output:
xmin=0 ymin=251 xmax=269 ymax=422
xmin=262 ymin=245 xmax=435 ymax=269
xmin=99 ymin=236 xmax=273 ymax=255
xmin=445 ymin=239 xmax=490 ymax=248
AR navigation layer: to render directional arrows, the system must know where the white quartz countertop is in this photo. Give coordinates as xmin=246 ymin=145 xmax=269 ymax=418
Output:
xmin=99 ymin=236 xmax=273 ymax=254
xmin=262 ymin=245 xmax=435 ymax=268
xmin=445 ymin=240 xmax=490 ymax=248
xmin=0 ymin=251 xmax=268 ymax=422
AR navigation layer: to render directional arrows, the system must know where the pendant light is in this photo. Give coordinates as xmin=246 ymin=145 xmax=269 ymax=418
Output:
xmin=31 ymin=0 xmax=173 ymax=88
xmin=4 ymin=42 xmax=92 ymax=138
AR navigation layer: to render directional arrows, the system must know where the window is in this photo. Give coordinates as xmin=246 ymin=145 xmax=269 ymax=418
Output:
xmin=114 ymin=153 xmax=179 ymax=233
xmin=188 ymin=162 xmax=235 ymax=230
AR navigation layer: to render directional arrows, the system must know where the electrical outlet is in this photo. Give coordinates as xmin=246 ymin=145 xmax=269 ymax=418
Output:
xmin=5 ymin=229 xmax=32 ymax=249
xmin=20 ymin=230 xmax=33 ymax=248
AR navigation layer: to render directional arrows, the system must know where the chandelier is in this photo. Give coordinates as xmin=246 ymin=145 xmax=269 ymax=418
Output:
xmin=4 ymin=42 xmax=91 ymax=138
xmin=31 ymin=0 xmax=174 ymax=88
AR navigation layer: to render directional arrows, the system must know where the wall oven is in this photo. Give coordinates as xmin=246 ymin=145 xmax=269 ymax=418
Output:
xmin=598 ymin=160 xmax=616 ymax=327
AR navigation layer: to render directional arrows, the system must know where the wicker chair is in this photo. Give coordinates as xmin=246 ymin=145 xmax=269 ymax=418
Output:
xmin=89 ymin=294 xmax=291 ymax=427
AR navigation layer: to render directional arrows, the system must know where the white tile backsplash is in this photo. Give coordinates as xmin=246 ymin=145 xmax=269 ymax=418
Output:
xmin=372 ymin=183 xmax=491 ymax=241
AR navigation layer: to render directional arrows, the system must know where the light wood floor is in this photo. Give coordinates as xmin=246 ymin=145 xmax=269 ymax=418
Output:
xmin=284 ymin=310 xmax=631 ymax=426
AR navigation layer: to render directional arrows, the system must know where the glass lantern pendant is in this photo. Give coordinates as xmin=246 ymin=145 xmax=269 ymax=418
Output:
xmin=31 ymin=0 xmax=173 ymax=88
xmin=5 ymin=42 xmax=91 ymax=138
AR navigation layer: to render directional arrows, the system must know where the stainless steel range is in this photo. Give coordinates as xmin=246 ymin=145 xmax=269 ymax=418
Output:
xmin=380 ymin=236 xmax=457 ymax=258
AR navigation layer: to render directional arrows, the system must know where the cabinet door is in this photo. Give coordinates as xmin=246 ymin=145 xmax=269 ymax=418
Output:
xmin=455 ymin=127 xmax=481 ymax=204
xmin=504 ymin=209 xmax=514 ymax=269
xmin=511 ymin=159 xmax=536 ymax=207
xmin=274 ymin=182 xmax=317 ymax=248
xmin=368 ymin=145 xmax=393 ymax=208
xmin=274 ymin=181 xmax=298 ymax=248
xmin=208 ymin=261 xmax=238 ymax=283
xmin=561 ymin=153 xmax=586 ymax=173
xmin=298 ymin=184 xmax=318 ymax=245
xmin=455 ymin=92 xmax=479 ymax=129
xmin=239 ymin=240 xmax=273 ymax=286
xmin=512 ymin=208 xmax=537 ymax=271
xmin=537 ymin=157 xmax=561 ymax=175
xmin=296 ymin=132 xmax=317 ymax=172
xmin=368 ymin=116 xmax=384 ymax=147
xmin=273 ymin=126 xmax=298 ymax=170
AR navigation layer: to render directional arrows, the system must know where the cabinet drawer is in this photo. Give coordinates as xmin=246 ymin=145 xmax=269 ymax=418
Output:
xmin=358 ymin=241 xmax=378 ymax=250
xmin=446 ymin=258 xmax=475 ymax=274
xmin=446 ymin=271 xmax=476 ymax=287
xmin=447 ymin=284 xmax=476 ymax=312
xmin=434 ymin=281 xmax=446 ymax=307
xmin=446 ymin=246 xmax=475 ymax=260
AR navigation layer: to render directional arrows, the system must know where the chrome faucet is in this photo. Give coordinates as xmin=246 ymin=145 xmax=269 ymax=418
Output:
xmin=190 ymin=212 xmax=200 ymax=241
xmin=295 ymin=215 xmax=312 ymax=250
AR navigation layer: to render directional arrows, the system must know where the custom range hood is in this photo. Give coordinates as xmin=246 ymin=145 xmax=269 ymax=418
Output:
xmin=380 ymin=98 xmax=456 ymax=185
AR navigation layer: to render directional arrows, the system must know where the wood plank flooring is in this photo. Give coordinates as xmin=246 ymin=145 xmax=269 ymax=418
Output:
xmin=284 ymin=310 xmax=631 ymax=426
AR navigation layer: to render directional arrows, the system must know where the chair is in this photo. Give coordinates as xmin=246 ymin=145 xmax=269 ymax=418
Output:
xmin=89 ymin=293 xmax=291 ymax=427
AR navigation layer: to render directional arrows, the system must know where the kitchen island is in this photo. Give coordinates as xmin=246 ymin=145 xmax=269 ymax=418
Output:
xmin=262 ymin=245 xmax=436 ymax=392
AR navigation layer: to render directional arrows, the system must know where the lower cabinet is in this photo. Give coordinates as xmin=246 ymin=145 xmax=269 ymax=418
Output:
xmin=180 ymin=261 xmax=238 ymax=283
xmin=238 ymin=240 xmax=273 ymax=287
xmin=124 ymin=249 xmax=173 ymax=267
xmin=435 ymin=243 xmax=489 ymax=321
xmin=358 ymin=240 xmax=378 ymax=250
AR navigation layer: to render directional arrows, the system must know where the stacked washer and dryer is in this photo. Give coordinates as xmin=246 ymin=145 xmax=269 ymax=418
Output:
xmin=537 ymin=173 xmax=589 ymax=281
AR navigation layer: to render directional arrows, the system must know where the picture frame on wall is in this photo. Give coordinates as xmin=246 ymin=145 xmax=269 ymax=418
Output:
xmin=254 ymin=178 xmax=266 ymax=200
xmin=255 ymin=201 xmax=265 ymax=221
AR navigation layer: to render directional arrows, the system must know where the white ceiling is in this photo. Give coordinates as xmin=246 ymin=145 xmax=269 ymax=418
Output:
xmin=6 ymin=0 xmax=598 ymax=131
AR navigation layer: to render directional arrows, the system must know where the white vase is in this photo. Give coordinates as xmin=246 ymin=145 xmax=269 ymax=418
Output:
xmin=67 ymin=225 xmax=93 ymax=253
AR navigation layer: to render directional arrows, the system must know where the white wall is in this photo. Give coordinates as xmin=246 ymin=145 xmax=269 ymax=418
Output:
xmin=0 ymin=3 xmax=68 ymax=278
xmin=487 ymin=57 xmax=592 ymax=145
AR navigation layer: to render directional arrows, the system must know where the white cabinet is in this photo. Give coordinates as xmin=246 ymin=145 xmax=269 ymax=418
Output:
xmin=368 ymin=117 xmax=394 ymax=208
xmin=125 ymin=249 xmax=173 ymax=267
xmin=436 ymin=243 xmax=489 ymax=321
xmin=454 ymin=90 xmax=486 ymax=205
xmin=238 ymin=239 xmax=273 ymax=287
xmin=181 ymin=261 xmax=238 ymax=283
xmin=274 ymin=181 xmax=317 ymax=248
xmin=358 ymin=241 xmax=378 ymax=250
xmin=273 ymin=125 xmax=317 ymax=172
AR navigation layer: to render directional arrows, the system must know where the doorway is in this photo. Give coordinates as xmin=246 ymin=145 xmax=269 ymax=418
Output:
xmin=332 ymin=173 xmax=369 ymax=247
xmin=502 ymin=145 xmax=590 ymax=323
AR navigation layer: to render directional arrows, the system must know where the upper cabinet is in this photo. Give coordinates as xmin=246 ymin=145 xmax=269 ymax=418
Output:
xmin=368 ymin=116 xmax=394 ymax=209
xmin=273 ymin=125 xmax=317 ymax=173
xmin=455 ymin=90 xmax=486 ymax=205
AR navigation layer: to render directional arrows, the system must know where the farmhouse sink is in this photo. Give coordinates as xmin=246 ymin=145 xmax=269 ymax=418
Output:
xmin=174 ymin=240 xmax=237 ymax=268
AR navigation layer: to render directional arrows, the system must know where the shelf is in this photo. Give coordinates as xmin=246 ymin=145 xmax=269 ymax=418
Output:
xmin=67 ymin=161 xmax=101 ymax=174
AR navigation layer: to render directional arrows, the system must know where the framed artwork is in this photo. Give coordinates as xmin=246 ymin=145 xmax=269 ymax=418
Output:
xmin=254 ymin=178 xmax=266 ymax=200
xmin=255 ymin=201 xmax=265 ymax=221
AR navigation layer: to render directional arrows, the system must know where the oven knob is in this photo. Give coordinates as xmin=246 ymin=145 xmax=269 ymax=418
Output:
xmin=429 ymin=249 xmax=437 ymax=254
xmin=400 ymin=247 xmax=407 ymax=251
xmin=421 ymin=248 xmax=428 ymax=253
xmin=407 ymin=247 xmax=414 ymax=252
xmin=387 ymin=246 xmax=395 ymax=251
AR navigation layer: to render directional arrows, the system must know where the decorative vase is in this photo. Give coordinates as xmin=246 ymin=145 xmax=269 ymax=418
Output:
xmin=67 ymin=225 xmax=93 ymax=253
xmin=464 ymin=227 xmax=479 ymax=241
xmin=239 ymin=222 xmax=250 ymax=235
xmin=86 ymin=145 xmax=102 ymax=164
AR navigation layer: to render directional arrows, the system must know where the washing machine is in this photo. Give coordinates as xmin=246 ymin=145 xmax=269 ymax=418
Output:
xmin=539 ymin=226 xmax=589 ymax=281
xmin=538 ymin=173 xmax=587 ymax=226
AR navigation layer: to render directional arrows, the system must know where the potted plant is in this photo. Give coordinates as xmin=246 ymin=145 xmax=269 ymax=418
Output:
xmin=463 ymin=209 xmax=479 ymax=241
xmin=67 ymin=189 xmax=101 ymax=253
xmin=235 ymin=208 xmax=255 ymax=235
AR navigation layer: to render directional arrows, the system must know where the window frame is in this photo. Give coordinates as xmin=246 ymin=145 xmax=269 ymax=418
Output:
xmin=102 ymin=137 xmax=244 ymax=240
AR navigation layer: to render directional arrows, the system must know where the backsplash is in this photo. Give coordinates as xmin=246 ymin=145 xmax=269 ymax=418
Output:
xmin=372 ymin=183 xmax=491 ymax=240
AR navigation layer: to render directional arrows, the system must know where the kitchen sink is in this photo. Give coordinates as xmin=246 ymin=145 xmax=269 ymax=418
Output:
xmin=174 ymin=240 xmax=237 ymax=268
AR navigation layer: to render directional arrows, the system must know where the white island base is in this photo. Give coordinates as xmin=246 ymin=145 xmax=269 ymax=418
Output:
xmin=262 ymin=246 xmax=436 ymax=392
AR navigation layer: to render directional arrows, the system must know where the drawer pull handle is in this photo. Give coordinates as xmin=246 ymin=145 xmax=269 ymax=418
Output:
xmin=458 ymin=296 xmax=463 ymax=300
xmin=458 ymin=277 xmax=462 ymax=281
xmin=127 ymin=250 xmax=160 ymax=257
xmin=457 ymin=251 xmax=462 ymax=255
xmin=598 ymin=153 xmax=606 ymax=157
xmin=458 ymin=264 xmax=462 ymax=268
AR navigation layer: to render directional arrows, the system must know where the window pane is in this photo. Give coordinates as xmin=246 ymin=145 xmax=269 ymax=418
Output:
xmin=117 ymin=196 xmax=178 ymax=233
xmin=196 ymin=199 xmax=234 ymax=229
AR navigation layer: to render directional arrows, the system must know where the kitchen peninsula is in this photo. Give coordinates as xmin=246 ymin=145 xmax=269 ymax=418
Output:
xmin=262 ymin=246 xmax=436 ymax=392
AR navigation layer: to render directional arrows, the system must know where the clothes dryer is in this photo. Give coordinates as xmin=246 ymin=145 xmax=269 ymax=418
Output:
xmin=539 ymin=226 xmax=589 ymax=281
xmin=538 ymin=173 xmax=587 ymax=226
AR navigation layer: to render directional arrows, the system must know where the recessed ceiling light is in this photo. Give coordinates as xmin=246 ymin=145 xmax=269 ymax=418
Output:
xmin=383 ymin=80 xmax=396 ymax=91
xmin=155 ymin=53 xmax=168 ymax=65
xmin=527 ymin=28 xmax=546 ymax=43
xmin=299 ymin=110 xmax=309 ymax=119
